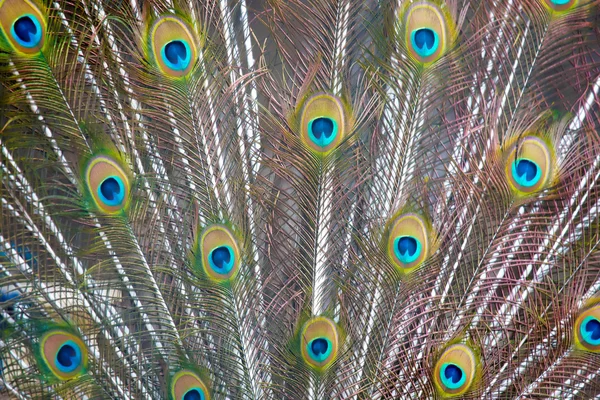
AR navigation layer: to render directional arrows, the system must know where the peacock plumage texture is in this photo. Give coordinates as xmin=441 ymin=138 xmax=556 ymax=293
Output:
xmin=2 ymin=0 xmax=600 ymax=398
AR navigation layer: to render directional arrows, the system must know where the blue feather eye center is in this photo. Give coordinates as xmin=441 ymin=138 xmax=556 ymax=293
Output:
xmin=550 ymin=0 xmax=570 ymax=4
xmin=307 ymin=337 xmax=332 ymax=362
xmin=311 ymin=118 xmax=334 ymax=138
xmin=208 ymin=245 xmax=234 ymax=273
xmin=165 ymin=41 xmax=186 ymax=64
xmin=162 ymin=40 xmax=192 ymax=71
xmin=308 ymin=117 xmax=338 ymax=148
xmin=182 ymin=388 xmax=205 ymax=400
xmin=414 ymin=28 xmax=434 ymax=49
xmin=98 ymin=176 xmax=125 ymax=206
xmin=581 ymin=316 xmax=600 ymax=345
xmin=512 ymin=158 xmax=541 ymax=187
xmin=0 ymin=291 xmax=19 ymax=318
xmin=11 ymin=14 xmax=42 ymax=48
xmin=394 ymin=236 xmax=422 ymax=264
xmin=55 ymin=341 xmax=82 ymax=373
xmin=440 ymin=363 xmax=466 ymax=389
xmin=410 ymin=28 xmax=439 ymax=58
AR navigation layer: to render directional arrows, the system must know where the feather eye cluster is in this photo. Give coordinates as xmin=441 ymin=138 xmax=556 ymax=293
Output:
xmin=433 ymin=344 xmax=478 ymax=398
xmin=169 ymin=370 xmax=210 ymax=400
xmin=149 ymin=15 xmax=198 ymax=78
xmin=38 ymin=329 xmax=88 ymax=381
xmin=504 ymin=136 xmax=555 ymax=195
xmin=3 ymin=0 xmax=600 ymax=397
xmin=300 ymin=317 xmax=340 ymax=370
xmin=398 ymin=1 xmax=454 ymax=64
xmin=84 ymin=154 xmax=131 ymax=214
xmin=387 ymin=213 xmax=430 ymax=273
xmin=0 ymin=0 xmax=45 ymax=54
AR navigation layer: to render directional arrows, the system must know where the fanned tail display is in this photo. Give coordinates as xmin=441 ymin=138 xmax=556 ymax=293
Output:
xmin=2 ymin=0 xmax=600 ymax=399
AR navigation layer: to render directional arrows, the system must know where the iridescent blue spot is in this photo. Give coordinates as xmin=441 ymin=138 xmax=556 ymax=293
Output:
xmin=516 ymin=160 xmax=538 ymax=181
xmin=307 ymin=337 xmax=332 ymax=363
xmin=11 ymin=15 xmax=42 ymax=48
xmin=0 ymin=243 xmax=37 ymax=270
xmin=308 ymin=117 xmax=338 ymax=148
xmin=208 ymin=245 xmax=234 ymax=274
xmin=414 ymin=29 xmax=435 ymax=49
xmin=581 ymin=316 xmax=600 ymax=346
xmin=394 ymin=236 xmax=422 ymax=264
xmin=165 ymin=41 xmax=186 ymax=64
xmin=410 ymin=28 xmax=439 ymax=58
xmin=0 ymin=291 xmax=19 ymax=319
xmin=183 ymin=388 xmax=205 ymax=400
xmin=14 ymin=17 xmax=36 ymax=42
xmin=550 ymin=0 xmax=570 ymax=4
xmin=0 ymin=291 xmax=18 ymax=304
xmin=100 ymin=178 xmax=120 ymax=200
xmin=311 ymin=338 xmax=328 ymax=355
xmin=55 ymin=341 xmax=81 ymax=373
xmin=98 ymin=176 xmax=125 ymax=207
xmin=512 ymin=158 xmax=541 ymax=188
xmin=441 ymin=363 xmax=466 ymax=390
xmin=161 ymin=40 xmax=192 ymax=72
xmin=311 ymin=118 xmax=334 ymax=139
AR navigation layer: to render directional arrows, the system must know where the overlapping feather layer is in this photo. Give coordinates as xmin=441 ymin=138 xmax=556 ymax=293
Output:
xmin=1 ymin=0 xmax=600 ymax=399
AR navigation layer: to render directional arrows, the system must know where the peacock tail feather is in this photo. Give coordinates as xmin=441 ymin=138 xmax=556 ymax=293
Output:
xmin=1 ymin=0 xmax=600 ymax=399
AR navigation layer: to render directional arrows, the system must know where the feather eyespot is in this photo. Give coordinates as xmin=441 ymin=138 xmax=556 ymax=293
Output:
xmin=300 ymin=317 xmax=339 ymax=370
xmin=12 ymin=14 xmax=42 ymax=48
xmin=39 ymin=330 xmax=88 ymax=380
xmin=387 ymin=213 xmax=429 ymax=273
xmin=0 ymin=0 xmax=46 ymax=54
xmin=543 ymin=0 xmax=578 ymax=11
xmin=511 ymin=159 xmax=541 ymax=188
xmin=170 ymin=370 xmax=210 ymax=400
xmin=399 ymin=1 xmax=453 ymax=64
xmin=505 ymin=136 xmax=554 ymax=195
xmin=394 ymin=235 xmax=423 ymax=264
xmin=84 ymin=155 xmax=130 ymax=214
xmin=307 ymin=337 xmax=333 ymax=362
xmin=0 ymin=290 xmax=19 ymax=319
xmin=197 ymin=225 xmax=241 ymax=281
xmin=433 ymin=344 xmax=477 ymax=397
xmin=308 ymin=117 xmax=339 ymax=148
xmin=208 ymin=245 xmax=235 ymax=275
xmin=299 ymin=94 xmax=349 ymax=153
xmin=149 ymin=15 xmax=198 ymax=78
xmin=411 ymin=28 xmax=439 ymax=59
xmin=575 ymin=304 xmax=600 ymax=352
xmin=162 ymin=40 xmax=192 ymax=72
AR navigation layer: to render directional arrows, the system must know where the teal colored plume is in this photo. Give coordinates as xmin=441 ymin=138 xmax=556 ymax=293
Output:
xmin=2 ymin=0 xmax=600 ymax=399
